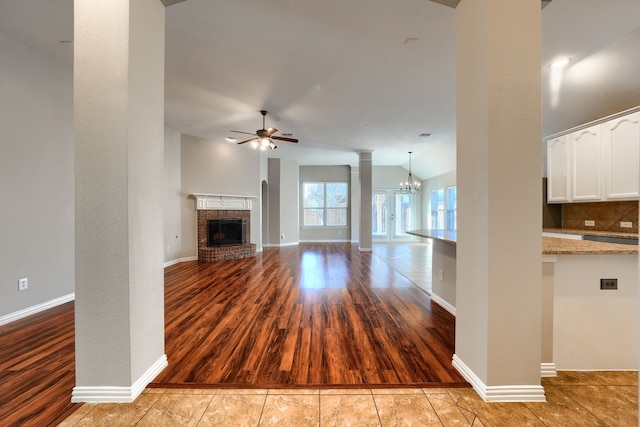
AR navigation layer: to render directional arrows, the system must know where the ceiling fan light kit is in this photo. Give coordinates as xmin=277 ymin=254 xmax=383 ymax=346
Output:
xmin=230 ymin=110 xmax=297 ymax=150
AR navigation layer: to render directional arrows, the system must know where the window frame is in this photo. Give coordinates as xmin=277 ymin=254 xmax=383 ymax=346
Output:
xmin=302 ymin=181 xmax=349 ymax=227
xmin=446 ymin=185 xmax=457 ymax=230
xmin=430 ymin=188 xmax=445 ymax=230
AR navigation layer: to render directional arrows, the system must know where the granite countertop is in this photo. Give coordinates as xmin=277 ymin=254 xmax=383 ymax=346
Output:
xmin=543 ymin=228 xmax=638 ymax=239
xmin=408 ymin=228 xmax=637 ymax=255
xmin=542 ymin=237 xmax=637 ymax=255
xmin=407 ymin=229 xmax=457 ymax=244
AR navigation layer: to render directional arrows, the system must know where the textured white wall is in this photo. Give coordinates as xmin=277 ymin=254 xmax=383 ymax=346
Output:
xmin=432 ymin=241 xmax=456 ymax=309
xmin=372 ymin=166 xmax=417 ymax=190
xmin=267 ymin=158 xmax=281 ymax=246
xmin=74 ymin=0 xmax=166 ymax=390
xmin=553 ymin=254 xmax=637 ymax=369
xmin=0 ymin=31 xmax=74 ymax=317
xmin=127 ymin=0 xmax=166 ymax=382
xmin=456 ymin=0 xmax=542 ymax=390
xmin=164 ymin=126 xmax=183 ymax=263
xmin=280 ymin=159 xmax=300 ymax=245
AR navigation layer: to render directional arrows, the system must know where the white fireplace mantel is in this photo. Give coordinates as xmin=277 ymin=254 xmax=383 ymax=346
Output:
xmin=192 ymin=193 xmax=257 ymax=211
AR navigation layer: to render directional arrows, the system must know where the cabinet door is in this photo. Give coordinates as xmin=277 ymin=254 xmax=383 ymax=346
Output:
xmin=570 ymin=124 xmax=601 ymax=201
xmin=602 ymin=111 xmax=640 ymax=200
xmin=546 ymin=135 xmax=570 ymax=203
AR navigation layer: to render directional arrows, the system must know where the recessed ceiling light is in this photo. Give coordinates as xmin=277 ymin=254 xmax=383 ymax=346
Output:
xmin=404 ymin=38 xmax=419 ymax=46
xmin=419 ymin=133 xmax=431 ymax=138
xmin=550 ymin=57 xmax=570 ymax=69
xmin=225 ymin=136 xmax=237 ymax=142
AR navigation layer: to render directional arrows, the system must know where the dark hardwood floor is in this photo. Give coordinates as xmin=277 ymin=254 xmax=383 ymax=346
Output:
xmin=0 ymin=242 xmax=465 ymax=426
xmin=0 ymin=302 xmax=76 ymax=427
xmin=155 ymin=242 xmax=465 ymax=387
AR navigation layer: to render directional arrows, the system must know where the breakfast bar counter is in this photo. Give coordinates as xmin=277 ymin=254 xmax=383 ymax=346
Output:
xmin=407 ymin=228 xmax=638 ymax=372
xmin=408 ymin=228 xmax=638 ymax=255
xmin=406 ymin=229 xmax=457 ymax=245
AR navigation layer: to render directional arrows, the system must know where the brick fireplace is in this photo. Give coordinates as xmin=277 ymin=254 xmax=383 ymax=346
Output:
xmin=193 ymin=194 xmax=257 ymax=262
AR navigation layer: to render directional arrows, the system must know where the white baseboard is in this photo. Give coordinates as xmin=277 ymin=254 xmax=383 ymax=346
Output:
xmin=0 ymin=293 xmax=75 ymax=326
xmin=264 ymin=241 xmax=300 ymax=247
xmin=431 ymin=293 xmax=456 ymax=317
xmin=299 ymin=239 xmax=351 ymax=243
xmin=163 ymin=256 xmax=198 ymax=268
xmin=541 ymin=362 xmax=557 ymax=377
xmin=72 ymin=354 xmax=168 ymax=403
xmin=452 ymin=354 xmax=546 ymax=402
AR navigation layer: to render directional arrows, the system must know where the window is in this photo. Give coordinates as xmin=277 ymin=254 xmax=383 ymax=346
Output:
xmin=303 ymin=182 xmax=348 ymax=226
xmin=446 ymin=185 xmax=457 ymax=230
xmin=430 ymin=188 xmax=445 ymax=229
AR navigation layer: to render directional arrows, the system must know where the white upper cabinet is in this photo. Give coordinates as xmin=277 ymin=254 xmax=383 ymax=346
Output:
xmin=547 ymin=135 xmax=570 ymax=203
xmin=545 ymin=107 xmax=639 ymax=204
xmin=602 ymin=111 xmax=640 ymax=200
xmin=570 ymin=124 xmax=602 ymax=201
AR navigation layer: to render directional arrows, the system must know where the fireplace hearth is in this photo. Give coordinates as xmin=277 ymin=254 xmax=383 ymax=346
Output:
xmin=193 ymin=194 xmax=256 ymax=262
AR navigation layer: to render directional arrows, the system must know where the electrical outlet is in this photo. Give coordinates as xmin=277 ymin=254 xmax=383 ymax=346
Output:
xmin=620 ymin=221 xmax=632 ymax=228
xmin=18 ymin=278 xmax=28 ymax=291
xmin=281 ymin=233 xmax=285 ymax=240
xmin=584 ymin=220 xmax=595 ymax=227
xmin=600 ymin=278 xmax=618 ymax=290
xmin=438 ymin=270 xmax=444 ymax=281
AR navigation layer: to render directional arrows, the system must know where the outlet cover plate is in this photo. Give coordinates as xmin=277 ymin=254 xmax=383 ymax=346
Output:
xmin=600 ymin=278 xmax=618 ymax=290
xmin=620 ymin=221 xmax=632 ymax=228
xmin=18 ymin=278 xmax=28 ymax=291
xmin=585 ymin=220 xmax=595 ymax=226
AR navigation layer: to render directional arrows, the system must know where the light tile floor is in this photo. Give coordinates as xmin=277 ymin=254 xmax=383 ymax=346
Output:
xmin=59 ymin=372 xmax=637 ymax=426
xmin=373 ymin=242 xmax=433 ymax=294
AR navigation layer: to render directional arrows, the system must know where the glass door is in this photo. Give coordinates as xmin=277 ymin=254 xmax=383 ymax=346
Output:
xmin=373 ymin=191 xmax=417 ymax=241
xmin=372 ymin=191 xmax=388 ymax=239
xmin=393 ymin=193 xmax=415 ymax=239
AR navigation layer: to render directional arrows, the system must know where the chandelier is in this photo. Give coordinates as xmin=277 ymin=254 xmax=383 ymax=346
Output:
xmin=399 ymin=151 xmax=421 ymax=194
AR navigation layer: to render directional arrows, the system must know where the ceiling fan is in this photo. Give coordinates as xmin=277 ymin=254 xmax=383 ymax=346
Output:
xmin=230 ymin=110 xmax=298 ymax=150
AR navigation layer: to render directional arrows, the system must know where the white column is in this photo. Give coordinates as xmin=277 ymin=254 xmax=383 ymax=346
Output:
xmin=453 ymin=0 xmax=544 ymax=401
xmin=358 ymin=151 xmax=373 ymax=251
xmin=73 ymin=0 xmax=167 ymax=402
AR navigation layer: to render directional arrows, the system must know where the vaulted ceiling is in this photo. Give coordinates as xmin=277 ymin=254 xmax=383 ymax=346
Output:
xmin=1 ymin=0 xmax=639 ymax=179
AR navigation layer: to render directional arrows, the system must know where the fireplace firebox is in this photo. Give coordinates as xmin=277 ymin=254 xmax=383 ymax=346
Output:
xmin=207 ymin=219 xmax=247 ymax=247
xmin=195 ymin=204 xmax=256 ymax=262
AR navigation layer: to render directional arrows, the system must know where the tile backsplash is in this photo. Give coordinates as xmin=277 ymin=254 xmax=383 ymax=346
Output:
xmin=563 ymin=201 xmax=638 ymax=233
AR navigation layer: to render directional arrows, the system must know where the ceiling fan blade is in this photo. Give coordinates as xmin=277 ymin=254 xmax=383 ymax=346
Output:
xmin=271 ymin=136 xmax=298 ymax=143
xmin=264 ymin=127 xmax=278 ymax=137
xmin=230 ymin=130 xmax=258 ymax=136
xmin=237 ymin=137 xmax=259 ymax=145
